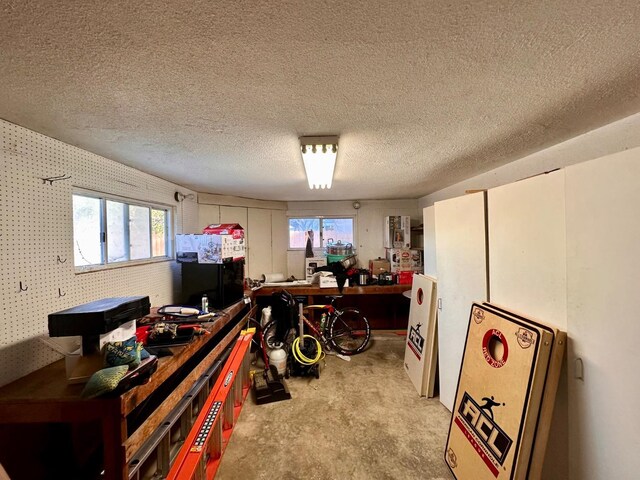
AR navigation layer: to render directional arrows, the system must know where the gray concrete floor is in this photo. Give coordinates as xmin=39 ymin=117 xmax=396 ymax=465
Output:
xmin=217 ymin=333 xmax=455 ymax=480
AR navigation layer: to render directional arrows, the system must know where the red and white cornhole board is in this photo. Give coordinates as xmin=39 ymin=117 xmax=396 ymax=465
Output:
xmin=445 ymin=302 xmax=565 ymax=480
xmin=404 ymin=274 xmax=438 ymax=397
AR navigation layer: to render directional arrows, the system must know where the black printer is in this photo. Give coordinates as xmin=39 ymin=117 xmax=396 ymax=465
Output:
xmin=48 ymin=296 xmax=150 ymax=353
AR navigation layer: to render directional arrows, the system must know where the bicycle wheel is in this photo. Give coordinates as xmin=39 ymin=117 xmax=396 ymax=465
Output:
xmin=262 ymin=319 xmax=295 ymax=350
xmin=327 ymin=307 xmax=371 ymax=355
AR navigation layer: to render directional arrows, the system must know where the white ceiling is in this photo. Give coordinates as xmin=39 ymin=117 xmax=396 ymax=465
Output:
xmin=1 ymin=1 xmax=640 ymax=201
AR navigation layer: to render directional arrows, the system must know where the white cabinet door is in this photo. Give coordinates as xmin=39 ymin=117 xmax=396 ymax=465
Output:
xmin=198 ymin=205 xmax=220 ymax=231
xmin=488 ymin=170 xmax=568 ymax=480
xmin=565 ymin=150 xmax=640 ymax=480
xmin=219 ymin=206 xmax=247 ymax=226
xmin=435 ymin=192 xmax=487 ymax=411
xmin=271 ymin=209 xmax=288 ymax=275
xmin=247 ymin=208 xmax=272 ymax=280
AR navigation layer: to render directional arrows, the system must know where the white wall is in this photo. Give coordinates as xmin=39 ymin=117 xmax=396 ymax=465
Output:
xmin=0 ymin=119 xmax=198 ymax=387
xmin=565 ymin=149 xmax=640 ymax=480
xmin=418 ymin=111 xmax=640 ymax=208
xmin=286 ymin=199 xmax=420 ymax=278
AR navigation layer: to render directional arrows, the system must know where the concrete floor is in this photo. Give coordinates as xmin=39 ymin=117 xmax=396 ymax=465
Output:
xmin=217 ymin=334 xmax=455 ymax=480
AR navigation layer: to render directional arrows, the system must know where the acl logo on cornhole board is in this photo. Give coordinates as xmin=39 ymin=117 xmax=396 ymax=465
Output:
xmin=407 ymin=323 xmax=425 ymax=360
xmin=455 ymin=391 xmax=512 ymax=476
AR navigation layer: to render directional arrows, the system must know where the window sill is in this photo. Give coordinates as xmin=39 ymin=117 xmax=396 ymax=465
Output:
xmin=74 ymin=256 xmax=175 ymax=274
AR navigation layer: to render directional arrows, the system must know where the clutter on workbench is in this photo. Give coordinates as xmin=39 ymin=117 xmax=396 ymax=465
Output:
xmin=46 ymin=296 xmax=151 ymax=383
xmin=81 ymin=334 xmax=157 ymax=398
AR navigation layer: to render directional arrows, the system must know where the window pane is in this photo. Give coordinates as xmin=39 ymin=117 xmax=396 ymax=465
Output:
xmin=322 ymin=218 xmax=354 ymax=246
xmin=130 ymin=205 xmax=151 ymax=260
xmin=107 ymin=201 xmax=129 ymax=263
xmin=289 ymin=218 xmax=320 ymax=248
xmin=72 ymin=195 xmax=103 ymax=266
xmin=151 ymin=209 xmax=167 ymax=257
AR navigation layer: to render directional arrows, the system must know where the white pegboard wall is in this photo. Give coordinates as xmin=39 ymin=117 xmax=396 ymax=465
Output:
xmin=0 ymin=119 xmax=198 ymax=387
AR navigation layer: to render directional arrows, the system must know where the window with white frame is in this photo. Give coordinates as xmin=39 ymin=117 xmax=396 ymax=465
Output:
xmin=72 ymin=192 xmax=172 ymax=269
xmin=288 ymin=217 xmax=354 ymax=249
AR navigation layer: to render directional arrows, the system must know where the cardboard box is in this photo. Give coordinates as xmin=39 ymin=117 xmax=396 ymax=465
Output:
xmin=384 ymin=215 xmax=411 ymax=248
xmin=319 ymin=275 xmax=338 ymax=288
xmin=386 ymin=248 xmax=423 ymax=273
xmin=305 ymin=257 xmax=327 ymax=281
xmin=369 ymin=258 xmax=391 ymax=277
xmin=176 ymin=223 xmax=245 ymax=263
xmin=40 ymin=319 xmax=137 ymax=384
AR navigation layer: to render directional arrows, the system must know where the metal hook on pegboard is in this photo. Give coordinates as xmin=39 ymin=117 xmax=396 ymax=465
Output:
xmin=58 ymin=288 xmax=66 ymax=298
xmin=18 ymin=282 xmax=28 ymax=292
xmin=56 ymin=255 xmax=67 ymax=264
xmin=40 ymin=174 xmax=71 ymax=186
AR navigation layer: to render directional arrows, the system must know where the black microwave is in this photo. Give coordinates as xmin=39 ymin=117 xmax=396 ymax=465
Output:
xmin=181 ymin=260 xmax=245 ymax=309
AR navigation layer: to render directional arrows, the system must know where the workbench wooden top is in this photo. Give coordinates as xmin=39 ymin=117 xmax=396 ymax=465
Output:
xmin=0 ymin=300 xmax=247 ymax=420
xmin=254 ymin=284 xmax=411 ymax=296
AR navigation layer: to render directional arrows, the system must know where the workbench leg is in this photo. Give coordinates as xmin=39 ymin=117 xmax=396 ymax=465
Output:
xmin=102 ymin=415 xmax=127 ymax=480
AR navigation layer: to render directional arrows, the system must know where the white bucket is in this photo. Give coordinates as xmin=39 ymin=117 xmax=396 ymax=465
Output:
xmin=268 ymin=348 xmax=287 ymax=375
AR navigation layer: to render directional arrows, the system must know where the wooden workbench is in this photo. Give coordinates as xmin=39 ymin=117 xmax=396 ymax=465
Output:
xmin=254 ymin=284 xmax=411 ymax=329
xmin=0 ymin=300 xmax=254 ymax=480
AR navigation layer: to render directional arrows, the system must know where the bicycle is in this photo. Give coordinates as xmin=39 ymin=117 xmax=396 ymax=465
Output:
xmin=262 ymin=295 xmax=371 ymax=357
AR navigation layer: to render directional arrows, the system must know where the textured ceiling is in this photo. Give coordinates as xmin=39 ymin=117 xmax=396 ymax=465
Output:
xmin=1 ymin=1 xmax=640 ymax=201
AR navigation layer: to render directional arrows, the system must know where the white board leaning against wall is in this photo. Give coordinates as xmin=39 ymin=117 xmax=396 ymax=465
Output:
xmin=404 ymin=274 xmax=438 ymax=397
xmin=423 ymin=205 xmax=437 ymax=278
xmin=487 ymin=169 xmax=568 ymax=480
xmin=435 ymin=192 xmax=488 ymax=411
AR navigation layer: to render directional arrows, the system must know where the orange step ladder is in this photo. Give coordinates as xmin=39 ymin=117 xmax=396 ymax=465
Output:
xmin=166 ymin=328 xmax=254 ymax=480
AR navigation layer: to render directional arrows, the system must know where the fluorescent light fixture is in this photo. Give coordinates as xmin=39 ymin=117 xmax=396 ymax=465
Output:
xmin=300 ymin=136 xmax=338 ymax=189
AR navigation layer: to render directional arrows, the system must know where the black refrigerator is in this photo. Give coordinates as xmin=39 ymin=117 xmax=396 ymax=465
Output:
xmin=181 ymin=260 xmax=245 ymax=309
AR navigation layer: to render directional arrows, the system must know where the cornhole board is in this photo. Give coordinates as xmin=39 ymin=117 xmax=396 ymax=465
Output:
xmin=404 ymin=273 xmax=438 ymax=397
xmin=445 ymin=302 xmax=564 ymax=480
xmin=483 ymin=303 xmax=567 ymax=480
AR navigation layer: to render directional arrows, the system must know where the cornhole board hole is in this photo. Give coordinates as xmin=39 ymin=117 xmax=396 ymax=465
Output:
xmin=445 ymin=302 xmax=565 ymax=480
xmin=404 ymin=273 xmax=438 ymax=397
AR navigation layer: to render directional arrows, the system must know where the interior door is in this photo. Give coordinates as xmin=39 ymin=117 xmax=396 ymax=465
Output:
xmin=434 ymin=192 xmax=488 ymax=411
